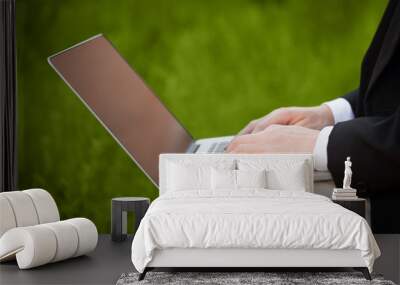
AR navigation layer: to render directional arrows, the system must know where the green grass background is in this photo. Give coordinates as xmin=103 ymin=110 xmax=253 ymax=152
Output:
xmin=16 ymin=0 xmax=387 ymax=233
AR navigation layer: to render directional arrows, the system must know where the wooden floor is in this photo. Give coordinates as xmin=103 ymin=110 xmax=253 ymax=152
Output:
xmin=0 ymin=235 xmax=134 ymax=285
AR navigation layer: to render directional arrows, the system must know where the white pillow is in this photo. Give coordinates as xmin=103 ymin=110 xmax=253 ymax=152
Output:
xmin=238 ymin=159 xmax=307 ymax=191
xmin=211 ymin=168 xmax=236 ymax=190
xmin=167 ymin=162 xmax=211 ymax=191
xmin=165 ymin=159 xmax=236 ymax=192
xmin=211 ymin=168 xmax=268 ymax=190
xmin=236 ymin=169 xmax=267 ymax=189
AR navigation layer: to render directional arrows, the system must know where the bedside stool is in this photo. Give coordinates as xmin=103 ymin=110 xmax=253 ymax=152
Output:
xmin=111 ymin=197 xmax=150 ymax=242
xmin=332 ymin=198 xmax=369 ymax=220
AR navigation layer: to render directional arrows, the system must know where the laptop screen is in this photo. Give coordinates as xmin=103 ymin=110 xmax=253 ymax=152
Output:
xmin=48 ymin=35 xmax=193 ymax=186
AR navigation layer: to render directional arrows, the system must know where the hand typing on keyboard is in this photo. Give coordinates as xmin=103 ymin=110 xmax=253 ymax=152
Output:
xmin=226 ymin=105 xmax=333 ymax=154
xmin=238 ymin=105 xmax=334 ymax=135
xmin=226 ymin=125 xmax=319 ymax=154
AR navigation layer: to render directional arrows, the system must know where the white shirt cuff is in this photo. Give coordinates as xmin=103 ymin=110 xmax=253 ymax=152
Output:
xmin=323 ymin=98 xmax=355 ymax=124
xmin=313 ymin=126 xmax=333 ymax=171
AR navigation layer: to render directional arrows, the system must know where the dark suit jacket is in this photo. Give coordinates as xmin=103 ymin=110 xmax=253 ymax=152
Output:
xmin=328 ymin=0 xmax=400 ymax=195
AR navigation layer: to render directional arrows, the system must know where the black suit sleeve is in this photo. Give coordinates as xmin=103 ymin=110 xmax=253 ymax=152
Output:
xmin=327 ymin=105 xmax=400 ymax=194
xmin=343 ymin=89 xmax=359 ymax=116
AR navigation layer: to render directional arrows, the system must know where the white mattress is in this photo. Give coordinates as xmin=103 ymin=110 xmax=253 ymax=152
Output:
xmin=131 ymin=190 xmax=380 ymax=273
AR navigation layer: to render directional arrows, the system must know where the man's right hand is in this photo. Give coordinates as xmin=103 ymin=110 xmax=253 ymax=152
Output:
xmin=238 ymin=105 xmax=334 ymax=135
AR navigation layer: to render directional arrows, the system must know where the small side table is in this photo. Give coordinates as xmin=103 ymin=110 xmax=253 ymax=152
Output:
xmin=332 ymin=198 xmax=368 ymax=219
xmin=111 ymin=197 xmax=150 ymax=242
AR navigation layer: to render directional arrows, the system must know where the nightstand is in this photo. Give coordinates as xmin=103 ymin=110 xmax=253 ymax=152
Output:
xmin=111 ymin=197 xmax=150 ymax=242
xmin=332 ymin=198 xmax=367 ymax=219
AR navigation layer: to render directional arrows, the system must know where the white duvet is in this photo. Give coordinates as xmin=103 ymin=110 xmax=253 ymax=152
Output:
xmin=131 ymin=190 xmax=380 ymax=273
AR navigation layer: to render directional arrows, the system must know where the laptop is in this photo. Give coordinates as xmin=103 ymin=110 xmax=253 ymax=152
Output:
xmin=48 ymin=34 xmax=233 ymax=187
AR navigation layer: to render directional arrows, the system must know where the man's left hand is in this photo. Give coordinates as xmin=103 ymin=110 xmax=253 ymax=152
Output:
xmin=227 ymin=124 xmax=319 ymax=154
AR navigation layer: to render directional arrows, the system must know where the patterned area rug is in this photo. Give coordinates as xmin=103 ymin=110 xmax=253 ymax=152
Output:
xmin=117 ymin=272 xmax=395 ymax=285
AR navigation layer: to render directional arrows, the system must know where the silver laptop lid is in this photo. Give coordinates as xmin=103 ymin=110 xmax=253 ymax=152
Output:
xmin=48 ymin=34 xmax=193 ymax=186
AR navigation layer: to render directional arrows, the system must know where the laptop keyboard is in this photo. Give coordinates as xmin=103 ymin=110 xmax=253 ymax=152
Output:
xmin=208 ymin=142 xmax=229 ymax=153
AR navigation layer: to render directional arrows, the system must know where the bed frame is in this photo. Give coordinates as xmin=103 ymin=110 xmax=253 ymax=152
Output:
xmin=137 ymin=154 xmax=372 ymax=281
xmin=138 ymin=248 xmax=371 ymax=280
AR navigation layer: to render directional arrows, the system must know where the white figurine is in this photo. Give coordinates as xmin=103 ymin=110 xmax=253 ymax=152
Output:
xmin=332 ymin=157 xmax=357 ymax=199
xmin=343 ymin=157 xmax=353 ymax=189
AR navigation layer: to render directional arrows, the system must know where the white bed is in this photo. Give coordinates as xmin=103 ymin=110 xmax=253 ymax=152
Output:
xmin=131 ymin=154 xmax=380 ymax=280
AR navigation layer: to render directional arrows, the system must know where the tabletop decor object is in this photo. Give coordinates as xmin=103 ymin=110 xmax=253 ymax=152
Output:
xmin=332 ymin=157 xmax=359 ymax=200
